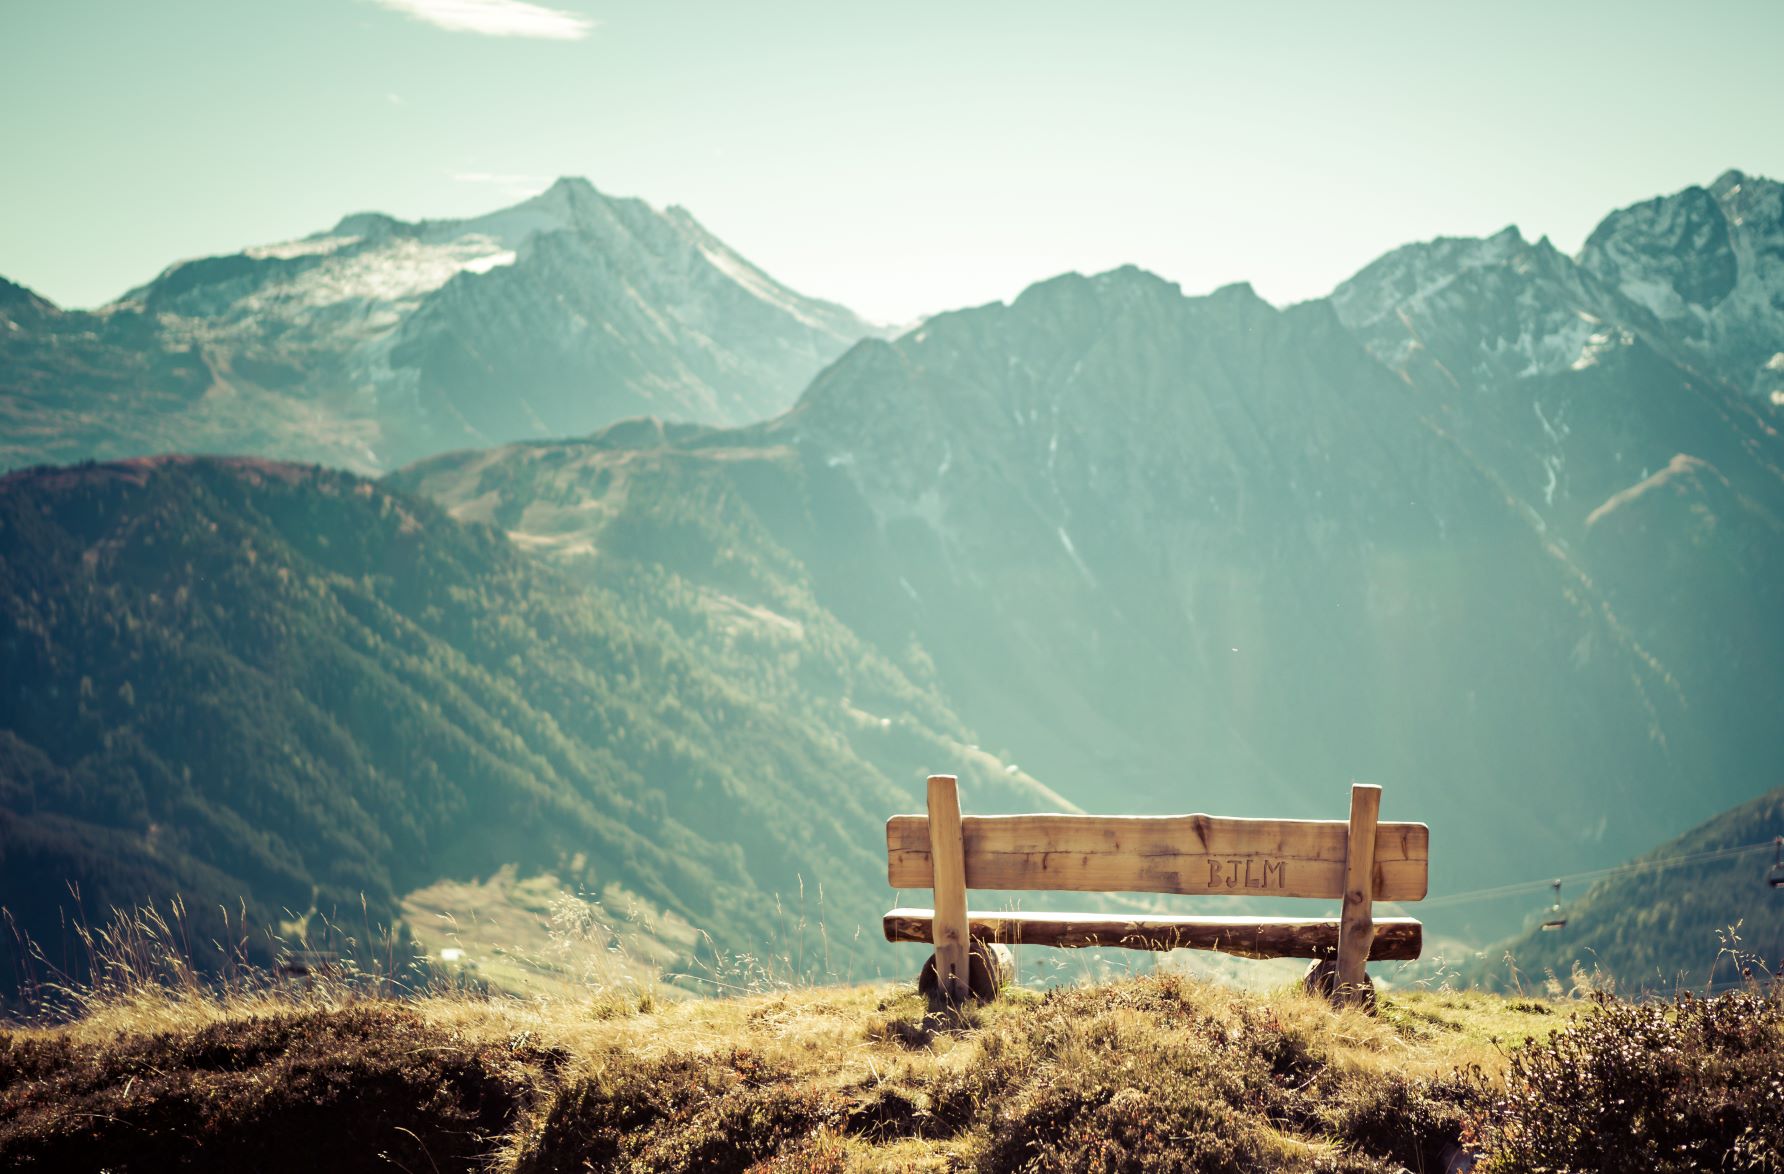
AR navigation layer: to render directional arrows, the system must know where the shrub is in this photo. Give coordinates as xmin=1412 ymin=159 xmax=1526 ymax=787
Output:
xmin=518 ymin=1047 xmax=844 ymax=1174
xmin=1473 ymin=990 xmax=1784 ymax=1173
xmin=980 ymin=1060 xmax=1274 ymax=1173
xmin=1326 ymin=1072 xmax=1486 ymax=1173
xmin=0 ymin=1005 xmax=543 ymax=1173
xmin=974 ymin=977 xmax=1367 ymax=1172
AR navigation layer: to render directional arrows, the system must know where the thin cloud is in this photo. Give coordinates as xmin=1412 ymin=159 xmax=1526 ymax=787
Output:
xmin=453 ymin=172 xmax=553 ymax=199
xmin=371 ymin=0 xmax=593 ymax=40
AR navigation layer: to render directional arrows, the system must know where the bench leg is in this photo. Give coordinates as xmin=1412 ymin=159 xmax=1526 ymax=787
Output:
xmin=1334 ymin=782 xmax=1381 ymax=1012
xmin=927 ymin=774 xmax=972 ymax=1002
xmin=919 ymin=938 xmax=1014 ymax=1002
xmin=1303 ymin=957 xmax=1375 ymax=1012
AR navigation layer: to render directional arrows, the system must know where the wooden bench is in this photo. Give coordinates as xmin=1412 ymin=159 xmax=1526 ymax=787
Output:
xmin=883 ymin=775 xmax=1427 ymax=1008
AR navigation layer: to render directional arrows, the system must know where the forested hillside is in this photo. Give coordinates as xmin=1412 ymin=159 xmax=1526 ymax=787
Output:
xmin=0 ymin=456 xmax=1044 ymax=986
xmin=1466 ymin=786 xmax=1784 ymax=991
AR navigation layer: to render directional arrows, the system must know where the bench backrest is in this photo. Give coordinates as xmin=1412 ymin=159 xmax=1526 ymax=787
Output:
xmin=889 ymin=775 xmax=1425 ymax=1006
xmin=887 ymin=812 xmax=1428 ymax=901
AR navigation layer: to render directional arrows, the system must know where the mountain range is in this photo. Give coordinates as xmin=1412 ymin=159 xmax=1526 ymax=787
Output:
xmin=395 ymin=170 xmax=1784 ymax=944
xmin=3 ymin=169 xmax=1782 ymax=985
xmin=0 ymin=178 xmax=874 ymax=475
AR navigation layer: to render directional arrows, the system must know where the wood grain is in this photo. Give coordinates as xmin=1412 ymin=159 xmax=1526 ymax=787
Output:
xmin=887 ymin=813 xmax=1428 ymax=900
xmin=926 ymin=775 xmax=971 ymax=1002
xmin=883 ymin=908 xmax=1423 ymax=961
xmin=1335 ymin=783 xmax=1382 ymax=1004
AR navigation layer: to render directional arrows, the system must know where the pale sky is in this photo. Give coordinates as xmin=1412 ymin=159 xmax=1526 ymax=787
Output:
xmin=3 ymin=0 xmax=1780 ymax=324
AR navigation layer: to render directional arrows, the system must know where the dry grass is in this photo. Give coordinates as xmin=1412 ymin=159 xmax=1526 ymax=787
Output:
xmin=1 ymin=966 xmax=1558 ymax=1173
xmin=400 ymin=867 xmax=697 ymax=1002
xmin=6 ymin=903 xmax=1778 ymax=1171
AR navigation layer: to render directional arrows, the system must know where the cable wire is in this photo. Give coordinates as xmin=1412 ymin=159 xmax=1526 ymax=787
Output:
xmin=1417 ymin=838 xmax=1779 ymax=910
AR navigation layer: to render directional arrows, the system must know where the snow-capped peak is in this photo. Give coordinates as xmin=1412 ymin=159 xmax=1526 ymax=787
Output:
xmin=1580 ymin=169 xmax=1784 ymax=395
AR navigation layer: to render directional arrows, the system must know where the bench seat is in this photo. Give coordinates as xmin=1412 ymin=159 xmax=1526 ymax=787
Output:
xmin=884 ymin=907 xmax=1423 ymax=961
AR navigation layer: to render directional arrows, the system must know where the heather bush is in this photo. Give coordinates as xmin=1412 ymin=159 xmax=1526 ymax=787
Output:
xmin=1474 ymin=989 xmax=1784 ymax=1173
xmin=1324 ymin=1071 xmax=1486 ymax=1173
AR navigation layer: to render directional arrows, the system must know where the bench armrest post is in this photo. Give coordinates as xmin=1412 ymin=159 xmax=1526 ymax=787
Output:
xmin=1335 ymin=782 xmax=1381 ymax=1007
xmin=927 ymin=774 xmax=971 ymax=1003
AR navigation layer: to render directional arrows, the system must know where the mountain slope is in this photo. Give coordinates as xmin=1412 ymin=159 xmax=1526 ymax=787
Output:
xmin=1465 ymin=786 xmax=1784 ymax=992
xmin=0 ymin=179 xmax=875 ymax=474
xmin=0 ymin=456 xmax=1034 ymax=985
xmin=1331 ymin=176 xmax=1784 ymax=853
xmin=786 ymin=258 xmax=1779 ymax=885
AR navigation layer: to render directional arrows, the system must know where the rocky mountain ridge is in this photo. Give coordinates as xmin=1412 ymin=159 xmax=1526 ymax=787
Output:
xmin=1 ymin=178 xmax=876 ymax=474
xmin=1336 ymin=170 xmax=1784 ymax=410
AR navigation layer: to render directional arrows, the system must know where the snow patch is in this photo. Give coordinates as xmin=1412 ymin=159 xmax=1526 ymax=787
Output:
xmin=1541 ymin=454 xmax=1561 ymax=507
xmin=1532 ymin=400 xmax=1567 ymax=508
xmin=1569 ymin=328 xmax=1630 ymax=371
xmin=247 ymin=235 xmax=360 ymax=261
xmin=461 ymin=250 xmax=517 ymax=275
xmin=1533 ymin=400 xmax=1562 ymax=445
xmin=238 ymin=234 xmax=518 ymax=313
xmin=1488 ymin=310 xmax=1599 ymax=378
xmin=1618 ymin=275 xmax=1691 ymax=321
xmin=696 ymin=241 xmax=831 ymax=331
xmin=1057 ymin=526 xmax=1096 ymax=585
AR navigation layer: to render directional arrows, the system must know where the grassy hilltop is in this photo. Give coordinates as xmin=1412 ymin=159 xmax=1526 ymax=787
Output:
xmin=4 ymin=969 xmax=1781 ymax=1173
